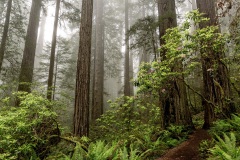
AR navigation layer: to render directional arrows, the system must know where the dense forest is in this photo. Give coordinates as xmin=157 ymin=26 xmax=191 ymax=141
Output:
xmin=0 ymin=0 xmax=240 ymax=159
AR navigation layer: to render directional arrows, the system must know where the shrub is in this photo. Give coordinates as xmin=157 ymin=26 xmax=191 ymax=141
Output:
xmin=0 ymin=92 xmax=60 ymax=159
xmin=199 ymin=140 xmax=215 ymax=159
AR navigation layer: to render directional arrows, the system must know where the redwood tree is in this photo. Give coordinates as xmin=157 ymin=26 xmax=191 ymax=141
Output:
xmin=92 ymin=0 xmax=104 ymax=121
xmin=124 ymin=0 xmax=131 ymax=96
xmin=73 ymin=0 xmax=93 ymax=137
xmin=47 ymin=0 xmax=61 ymax=100
xmin=158 ymin=0 xmax=193 ymax=128
xmin=196 ymin=0 xmax=232 ymax=129
xmin=18 ymin=0 xmax=42 ymax=93
xmin=0 ymin=0 xmax=12 ymax=73
xmin=35 ymin=15 xmax=47 ymax=70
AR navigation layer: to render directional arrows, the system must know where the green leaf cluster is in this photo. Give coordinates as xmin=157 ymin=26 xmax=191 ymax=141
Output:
xmin=0 ymin=92 xmax=59 ymax=159
xmin=136 ymin=9 xmax=228 ymax=97
xmin=209 ymin=133 xmax=240 ymax=160
xmin=200 ymin=115 xmax=240 ymax=159
xmin=88 ymin=95 xmax=189 ymax=159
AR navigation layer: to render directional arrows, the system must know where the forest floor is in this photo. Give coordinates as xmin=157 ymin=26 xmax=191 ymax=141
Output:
xmin=157 ymin=129 xmax=212 ymax=160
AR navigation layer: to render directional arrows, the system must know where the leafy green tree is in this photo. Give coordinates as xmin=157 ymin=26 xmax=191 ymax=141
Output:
xmin=157 ymin=0 xmax=193 ymax=128
xmin=196 ymin=0 xmax=233 ymax=129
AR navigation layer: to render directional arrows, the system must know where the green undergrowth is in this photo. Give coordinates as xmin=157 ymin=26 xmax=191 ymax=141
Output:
xmin=0 ymin=93 xmax=191 ymax=160
xmin=199 ymin=114 xmax=240 ymax=160
xmin=0 ymin=92 xmax=60 ymax=160
xmin=48 ymin=125 xmax=189 ymax=160
xmin=47 ymin=96 xmax=191 ymax=160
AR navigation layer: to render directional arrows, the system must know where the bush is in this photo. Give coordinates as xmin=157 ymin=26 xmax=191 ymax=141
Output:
xmin=0 ymin=92 xmax=60 ymax=159
xmin=90 ymin=96 xmax=161 ymax=142
xmin=199 ymin=140 xmax=215 ymax=159
xmin=88 ymin=95 xmax=192 ymax=159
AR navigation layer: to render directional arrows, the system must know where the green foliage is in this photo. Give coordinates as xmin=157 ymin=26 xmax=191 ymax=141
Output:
xmin=85 ymin=141 xmax=117 ymax=160
xmin=209 ymin=133 xmax=240 ymax=160
xmin=201 ymin=115 xmax=240 ymax=159
xmin=89 ymin=96 xmax=189 ymax=159
xmin=166 ymin=125 xmax=188 ymax=142
xmin=0 ymin=92 xmax=59 ymax=159
xmin=55 ymin=139 xmax=144 ymax=160
xmin=117 ymin=144 xmax=144 ymax=160
xmin=210 ymin=114 xmax=240 ymax=141
xmin=199 ymin=140 xmax=215 ymax=159
xmin=128 ymin=16 xmax=158 ymax=54
xmin=91 ymin=96 xmax=161 ymax=141
xmin=136 ymin=9 xmax=228 ymax=96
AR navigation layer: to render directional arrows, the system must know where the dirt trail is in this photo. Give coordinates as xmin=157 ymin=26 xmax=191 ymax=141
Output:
xmin=157 ymin=129 xmax=211 ymax=160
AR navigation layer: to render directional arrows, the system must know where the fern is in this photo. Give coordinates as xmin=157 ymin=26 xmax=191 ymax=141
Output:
xmin=117 ymin=144 xmax=143 ymax=160
xmin=209 ymin=132 xmax=240 ymax=160
xmin=229 ymin=115 xmax=240 ymax=131
xmin=86 ymin=140 xmax=117 ymax=160
xmin=71 ymin=142 xmax=85 ymax=160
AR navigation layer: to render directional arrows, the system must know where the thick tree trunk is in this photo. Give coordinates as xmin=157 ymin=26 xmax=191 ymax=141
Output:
xmin=172 ymin=66 xmax=193 ymax=126
xmin=18 ymin=0 xmax=42 ymax=93
xmin=158 ymin=0 xmax=193 ymax=128
xmin=196 ymin=0 xmax=232 ymax=129
xmin=92 ymin=0 xmax=104 ymax=121
xmin=158 ymin=0 xmax=177 ymax=52
xmin=73 ymin=0 xmax=93 ymax=137
xmin=47 ymin=0 xmax=60 ymax=100
xmin=0 ymin=0 xmax=12 ymax=73
xmin=124 ymin=0 xmax=131 ymax=96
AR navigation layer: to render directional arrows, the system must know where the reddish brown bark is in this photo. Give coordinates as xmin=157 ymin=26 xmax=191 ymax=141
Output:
xmin=196 ymin=0 xmax=232 ymax=129
xmin=73 ymin=0 xmax=93 ymax=137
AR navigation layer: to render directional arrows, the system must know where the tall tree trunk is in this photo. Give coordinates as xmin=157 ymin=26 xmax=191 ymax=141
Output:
xmin=124 ymin=0 xmax=131 ymax=96
xmin=53 ymin=52 xmax=58 ymax=101
xmin=129 ymin=53 xmax=134 ymax=96
xmin=158 ymin=0 xmax=177 ymax=51
xmin=35 ymin=15 xmax=47 ymax=70
xmin=91 ymin=0 xmax=97 ymax=121
xmin=158 ymin=0 xmax=193 ymax=128
xmin=0 ymin=0 xmax=12 ymax=73
xmin=18 ymin=0 xmax=42 ymax=93
xmin=47 ymin=0 xmax=60 ymax=100
xmin=92 ymin=0 xmax=104 ymax=121
xmin=73 ymin=0 xmax=93 ymax=137
xmin=196 ymin=0 xmax=232 ymax=129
